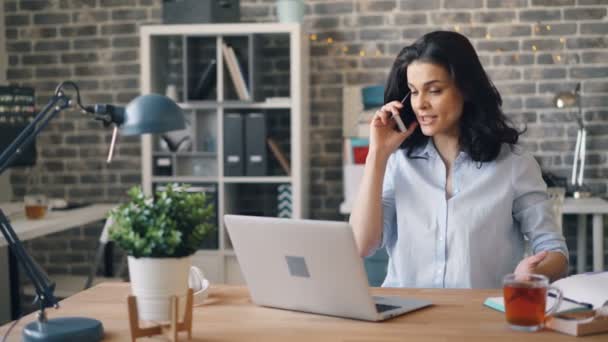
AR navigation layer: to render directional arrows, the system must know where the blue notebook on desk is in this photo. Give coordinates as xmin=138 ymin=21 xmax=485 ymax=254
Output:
xmin=483 ymin=295 xmax=589 ymax=314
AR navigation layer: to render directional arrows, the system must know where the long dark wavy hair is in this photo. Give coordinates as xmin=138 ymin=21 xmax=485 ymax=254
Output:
xmin=384 ymin=31 xmax=522 ymax=162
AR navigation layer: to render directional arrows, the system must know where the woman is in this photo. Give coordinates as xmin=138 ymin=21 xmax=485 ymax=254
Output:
xmin=349 ymin=31 xmax=568 ymax=289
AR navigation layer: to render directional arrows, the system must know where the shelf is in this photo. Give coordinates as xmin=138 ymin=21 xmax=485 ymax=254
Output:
xmin=195 ymin=249 xmax=221 ymax=256
xmin=152 ymin=176 xmax=218 ymax=183
xmin=223 ymin=176 xmax=291 ymax=184
xmin=153 ymin=152 xmax=217 ymax=157
xmin=178 ymin=99 xmax=292 ymax=110
xmin=141 ymin=23 xmax=308 ymax=284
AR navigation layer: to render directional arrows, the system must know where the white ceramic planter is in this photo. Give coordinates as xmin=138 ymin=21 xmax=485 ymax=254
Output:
xmin=128 ymin=255 xmax=191 ymax=322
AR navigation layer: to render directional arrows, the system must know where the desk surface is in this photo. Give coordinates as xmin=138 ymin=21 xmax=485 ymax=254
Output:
xmin=1 ymin=283 xmax=605 ymax=341
xmin=0 ymin=203 xmax=115 ymax=247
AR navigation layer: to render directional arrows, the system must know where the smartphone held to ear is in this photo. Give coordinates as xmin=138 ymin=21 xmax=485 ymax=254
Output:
xmin=393 ymin=113 xmax=407 ymax=132
xmin=392 ymin=92 xmax=411 ymax=133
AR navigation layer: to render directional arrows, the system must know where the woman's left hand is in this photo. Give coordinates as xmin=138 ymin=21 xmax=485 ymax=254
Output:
xmin=514 ymin=251 xmax=548 ymax=276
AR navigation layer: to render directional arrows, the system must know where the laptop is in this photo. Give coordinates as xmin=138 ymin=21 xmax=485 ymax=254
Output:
xmin=224 ymin=215 xmax=432 ymax=321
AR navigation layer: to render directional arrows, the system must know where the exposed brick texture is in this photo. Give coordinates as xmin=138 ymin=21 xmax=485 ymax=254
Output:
xmin=4 ymin=0 xmax=608 ymax=280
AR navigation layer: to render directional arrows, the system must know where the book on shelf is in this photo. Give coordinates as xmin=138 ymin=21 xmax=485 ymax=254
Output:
xmin=267 ymin=137 xmax=290 ymax=176
xmin=191 ymin=59 xmax=217 ymax=100
xmin=221 ymin=43 xmax=250 ymax=101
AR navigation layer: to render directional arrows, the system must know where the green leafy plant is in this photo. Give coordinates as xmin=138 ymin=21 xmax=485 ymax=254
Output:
xmin=109 ymin=183 xmax=215 ymax=258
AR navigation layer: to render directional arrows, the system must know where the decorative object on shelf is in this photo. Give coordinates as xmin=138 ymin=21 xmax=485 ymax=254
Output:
xmin=109 ymin=184 xmax=215 ymax=324
xmin=553 ymin=83 xmax=591 ymax=199
xmin=361 ymin=85 xmax=384 ymax=110
xmin=343 ymin=85 xmax=384 ymax=138
xmin=165 ymin=84 xmax=179 ymax=102
xmin=0 ymin=85 xmax=36 ymax=167
xmin=267 ymin=137 xmax=290 ymax=175
xmin=161 ymin=116 xmax=193 ymax=152
xmin=162 ymin=0 xmax=240 ymax=24
xmin=277 ymin=184 xmax=292 ymax=218
xmin=191 ymin=59 xmax=217 ymax=101
xmin=277 ymin=0 xmax=305 ymax=23
xmin=0 ymin=81 xmax=186 ymax=342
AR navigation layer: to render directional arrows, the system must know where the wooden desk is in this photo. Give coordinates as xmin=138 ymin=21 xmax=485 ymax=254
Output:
xmin=1 ymin=283 xmax=605 ymax=341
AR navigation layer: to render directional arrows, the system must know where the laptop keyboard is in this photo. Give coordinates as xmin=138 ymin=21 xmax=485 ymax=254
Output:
xmin=375 ymin=303 xmax=400 ymax=313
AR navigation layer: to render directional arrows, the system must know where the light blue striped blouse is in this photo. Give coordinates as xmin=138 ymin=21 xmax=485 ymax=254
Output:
xmin=378 ymin=139 xmax=569 ymax=289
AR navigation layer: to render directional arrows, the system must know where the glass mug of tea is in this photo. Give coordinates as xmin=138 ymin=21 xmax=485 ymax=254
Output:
xmin=503 ymin=273 xmax=562 ymax=332
xmin=24 ymin=194 xmax=48 ymax=220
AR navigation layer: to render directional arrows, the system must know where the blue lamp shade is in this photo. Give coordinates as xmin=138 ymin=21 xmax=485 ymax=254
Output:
xmin=120 ymin=94 xmax=185 ymax=136
xmin=361 ymin=85 xmax=384 ymax=110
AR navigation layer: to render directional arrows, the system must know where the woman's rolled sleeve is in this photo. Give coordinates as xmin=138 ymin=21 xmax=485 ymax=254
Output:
xmin=512 ymin=152 xmax=569 ymax=260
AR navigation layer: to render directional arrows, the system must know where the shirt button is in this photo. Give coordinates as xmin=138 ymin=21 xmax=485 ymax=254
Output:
xmin=438 ymin=236 xmax=443 ymax=241
xmin=436 ymin=269 xmax=442 ymax=274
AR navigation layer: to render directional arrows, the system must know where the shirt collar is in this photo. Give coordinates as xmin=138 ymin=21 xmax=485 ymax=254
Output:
xmin=408 ymin=138 xmax=470 ymax=163
xmin=408 ymin=138 xmax=438 ymax=159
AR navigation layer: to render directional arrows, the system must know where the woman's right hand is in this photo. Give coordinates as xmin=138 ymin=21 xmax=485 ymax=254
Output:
xmin=369 ymin=101 xmax=418 ymax=159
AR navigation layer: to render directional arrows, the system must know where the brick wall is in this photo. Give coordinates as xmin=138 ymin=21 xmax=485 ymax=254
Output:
xmin=4 ymin=0 xmax=162 ymax=202
xmin=241 ymin=0 xmax=608 ymax=269
xmin=3 ymin=0 xmax=607 ymax=279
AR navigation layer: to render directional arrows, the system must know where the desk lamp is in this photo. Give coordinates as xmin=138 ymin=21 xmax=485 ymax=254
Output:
xmin=553 ymin=83 xmax=590 ymax=198
xmin=0 ymin=81 xmax=185 ymax=341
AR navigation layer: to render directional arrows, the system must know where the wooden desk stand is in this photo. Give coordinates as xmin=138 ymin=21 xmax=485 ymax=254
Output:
xmin=127 ymin=289 xmax=193 ymax=342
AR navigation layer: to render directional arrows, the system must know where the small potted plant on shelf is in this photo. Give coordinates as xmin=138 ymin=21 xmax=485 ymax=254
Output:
xmin=109 ymin=183 xmax=215 ymax=322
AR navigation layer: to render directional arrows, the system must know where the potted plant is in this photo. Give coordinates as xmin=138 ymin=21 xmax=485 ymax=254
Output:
xmin=109 ymin=183 xmax=215 ymax=322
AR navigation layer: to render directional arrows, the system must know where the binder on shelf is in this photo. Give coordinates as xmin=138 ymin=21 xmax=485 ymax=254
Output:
xmin=267 ymin=137 xmax=290 ymax=176
xmin=224 ymin=113 xmax=244 ymax=176
xmin=191 ymin=59 xmax=216 ymax=100
xmin=245 ymin=113 xmax=267 ymax=176
xmin=221 ymin=42 xmax=250 ymax=100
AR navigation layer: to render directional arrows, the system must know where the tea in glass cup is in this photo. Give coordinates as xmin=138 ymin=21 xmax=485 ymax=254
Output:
xmin=24 ymin=194 xmax=48 ymax=219
xmin=503 ymin=273 xmax=562 ymax=332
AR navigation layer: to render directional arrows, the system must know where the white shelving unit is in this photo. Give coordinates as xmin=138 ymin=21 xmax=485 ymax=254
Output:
xmin=140 ymin=23 xmax=309 ymax=284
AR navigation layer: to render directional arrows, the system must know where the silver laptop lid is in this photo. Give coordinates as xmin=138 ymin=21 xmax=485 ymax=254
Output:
xmin=224 ymin=215 xmax=379 ymax=321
